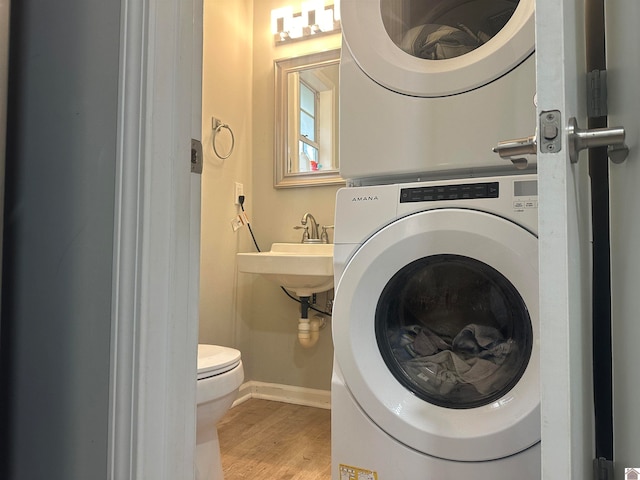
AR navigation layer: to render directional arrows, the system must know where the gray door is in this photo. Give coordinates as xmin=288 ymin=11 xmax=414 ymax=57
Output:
xmin=0 ymin=0 xmax=8 ymax=304
xmin=606 ymin=0 xmax=640 ymax=476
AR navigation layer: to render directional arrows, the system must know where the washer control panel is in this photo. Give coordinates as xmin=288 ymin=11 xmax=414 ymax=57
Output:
xmin=400 ymin=182 xmax=499 ymax=203
xmin=512 ymin=179 xmax=538 ymax=212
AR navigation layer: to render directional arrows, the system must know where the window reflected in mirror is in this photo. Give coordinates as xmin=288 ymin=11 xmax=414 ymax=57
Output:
xmin=275 ymin=49 xmax=343 ymax=188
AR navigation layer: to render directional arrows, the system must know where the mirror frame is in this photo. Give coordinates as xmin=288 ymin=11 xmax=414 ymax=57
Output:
xmin=274 ymin=48 xmax=343 ymax=188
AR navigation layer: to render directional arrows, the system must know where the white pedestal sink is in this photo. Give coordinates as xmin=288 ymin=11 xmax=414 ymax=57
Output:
xmin=236 ymin=243 xmax=333 ymax=297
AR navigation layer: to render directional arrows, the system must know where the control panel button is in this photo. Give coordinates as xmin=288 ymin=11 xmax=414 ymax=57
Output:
xmin=400 ymin=182 xmax=499 ymax=203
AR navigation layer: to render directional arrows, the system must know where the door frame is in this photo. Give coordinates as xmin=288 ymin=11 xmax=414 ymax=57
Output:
xmin=108 ymin=0 xmax=201 ymax=478
xmin=536 ymin=0 xmax=594 ymax=477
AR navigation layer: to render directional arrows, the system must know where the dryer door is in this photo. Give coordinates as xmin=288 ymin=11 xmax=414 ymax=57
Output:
xmin=341 ymin=0 xmax=534 ymax=96
xmin=332 ymin=208 xmax=539 ymax=461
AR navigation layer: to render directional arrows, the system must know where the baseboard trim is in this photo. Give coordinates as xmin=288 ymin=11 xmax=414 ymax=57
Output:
xmin=233 ymin=381 xmax=331 ymax=410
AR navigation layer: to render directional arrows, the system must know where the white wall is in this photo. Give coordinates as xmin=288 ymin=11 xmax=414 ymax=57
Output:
xmin=199 ymin=0 xmax=341 ymax=391
xmin=199 ymin=0 xmax=254 ymax=351
xmin=247 ymin=1 xmax=341 ymax=391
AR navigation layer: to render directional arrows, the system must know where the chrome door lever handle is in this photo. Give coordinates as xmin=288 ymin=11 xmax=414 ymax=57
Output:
xmin=567 ymin=117 xmax=628 ymax=164
xmin=494 ymin=116 xmax=629 ymax=166
xmin=492 ymin=135 xmax=537 ymax=170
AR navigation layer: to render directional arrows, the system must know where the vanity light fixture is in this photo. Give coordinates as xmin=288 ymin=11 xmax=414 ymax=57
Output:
xmin=271 ymin=0 xmax=341 ymax=45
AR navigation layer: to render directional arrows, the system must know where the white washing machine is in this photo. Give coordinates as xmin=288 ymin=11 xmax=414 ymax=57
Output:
xmin=339 ymin=0 xmax=536 ymax=183
xmin=331 ymin=174 xmax=540 ymax=479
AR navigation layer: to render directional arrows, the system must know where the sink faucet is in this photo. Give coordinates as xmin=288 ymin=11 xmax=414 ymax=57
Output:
xmin=299 ymin=213 xmax=320 ymax=243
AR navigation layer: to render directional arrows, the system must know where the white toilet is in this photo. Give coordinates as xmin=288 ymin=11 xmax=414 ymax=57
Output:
xmin=196 ymin=344 xmax=244 ymax=480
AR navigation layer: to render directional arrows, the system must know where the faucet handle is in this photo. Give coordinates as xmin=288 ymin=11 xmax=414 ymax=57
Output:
xmin=320 ymin=225 xmax=334 ymax=244
xmin=294 ymin=225 xmax=309 ymax=242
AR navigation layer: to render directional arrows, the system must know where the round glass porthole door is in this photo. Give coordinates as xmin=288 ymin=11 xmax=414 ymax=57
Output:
xmin=340 ymin=0 xmax=534 ymax=96
xmin=381 ymin=0 xmax=521 ymax=61
xmin=376 ymin=254 xmax=532 ymax=409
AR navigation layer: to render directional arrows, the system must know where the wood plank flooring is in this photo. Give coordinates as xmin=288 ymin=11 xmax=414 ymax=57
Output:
xmin=218 ymin=399 xmax=331 ymax=480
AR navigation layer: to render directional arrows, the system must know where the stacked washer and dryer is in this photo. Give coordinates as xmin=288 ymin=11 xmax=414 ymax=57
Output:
xmin=331 ymin=0 xmax=540 ymax=478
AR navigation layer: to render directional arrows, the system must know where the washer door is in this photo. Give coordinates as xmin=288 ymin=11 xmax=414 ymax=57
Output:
xmin=341 ymin=0 xmax=534 ymax=96
xmin=332 ymin=209 xmax=539 ymax=461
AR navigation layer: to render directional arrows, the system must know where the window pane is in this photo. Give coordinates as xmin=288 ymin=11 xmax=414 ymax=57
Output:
xmin=299 ymin=141 xmax=319 ymax=171
xmin=300 ymin=82 xmax=315 ymax=115
xmin=300 ymin=111 xmax=315 ymax=141
xmin=301 ymin=142 xmax=318 ymax=161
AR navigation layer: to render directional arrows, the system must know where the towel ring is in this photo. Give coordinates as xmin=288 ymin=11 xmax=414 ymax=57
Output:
xmin=212 ymin=117 xmax=235 ymax=159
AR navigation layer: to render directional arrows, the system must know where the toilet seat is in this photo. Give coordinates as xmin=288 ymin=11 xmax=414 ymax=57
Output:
xmin=197 ymin=344 xmax=241 ymax=380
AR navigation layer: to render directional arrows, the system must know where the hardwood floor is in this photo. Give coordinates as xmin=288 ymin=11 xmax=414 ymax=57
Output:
xmin=218 ymin=399 xmax=331 ymax=480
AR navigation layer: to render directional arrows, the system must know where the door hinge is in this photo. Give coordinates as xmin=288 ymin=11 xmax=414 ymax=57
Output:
xmin=191 ymin=138 xmax=203 ymax=174
xmin=587 ymin=69 xmax=608 ymax=118
xmin=593 ymin=457 xmax=614 ymax=480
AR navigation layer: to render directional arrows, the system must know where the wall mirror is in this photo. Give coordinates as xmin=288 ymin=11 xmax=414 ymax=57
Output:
xmin=274 ymin=49 xmax=343 ymax=188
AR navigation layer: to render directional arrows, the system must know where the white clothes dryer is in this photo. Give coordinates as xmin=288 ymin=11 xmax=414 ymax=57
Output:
xmin=331 ymin=174 xmax=540 ymax=479
xmin=339 ymin=0 xmax=537 ymax=182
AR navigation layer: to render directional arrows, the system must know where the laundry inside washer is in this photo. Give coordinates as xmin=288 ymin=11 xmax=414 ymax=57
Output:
xmin=376 ymin=254 xmax=533 ymax=409
xmin=392 ymin=0 xmax=520 ymax=60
